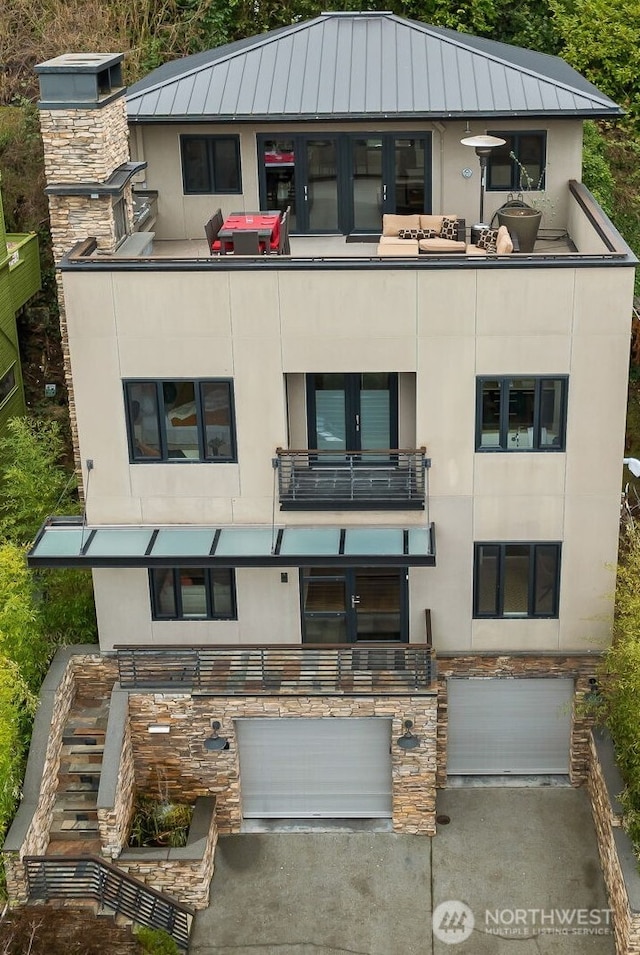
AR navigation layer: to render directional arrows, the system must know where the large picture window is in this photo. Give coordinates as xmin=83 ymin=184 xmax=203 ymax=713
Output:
xmin=486 ymin=132 xmax=546 ymax=192
xmin=181 ymin=135 xmax=241 ymax=194
xmin=124 ymin=379 xmax=237 ymax=462
xmin=150 ymin=568 xmax=237 ymax=620
xmin=474 ymin=543 xmax=561 ymax=618
xmin=476 ymin=376 xmax=567 ymax=451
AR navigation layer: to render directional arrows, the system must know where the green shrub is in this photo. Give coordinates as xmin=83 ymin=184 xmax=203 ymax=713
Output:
xmin=135 ymin=926 xmax=181 ymax=954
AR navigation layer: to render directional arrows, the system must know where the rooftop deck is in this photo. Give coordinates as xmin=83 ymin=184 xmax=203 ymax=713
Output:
xmin=63 ymin=182 xmax=636 ymax=271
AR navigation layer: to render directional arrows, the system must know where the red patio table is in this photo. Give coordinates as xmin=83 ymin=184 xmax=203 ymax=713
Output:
xmin=218 ymin=211 xmax=281 ymax=253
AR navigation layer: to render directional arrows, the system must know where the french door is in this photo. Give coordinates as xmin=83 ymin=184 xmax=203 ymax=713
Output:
xmin=306 ymin=373 xmax=398 ymax=454
xmin=258 ymin=133 xmax=431 ymax=234
xmin=301 ymin=567 xmax=408 ymax=643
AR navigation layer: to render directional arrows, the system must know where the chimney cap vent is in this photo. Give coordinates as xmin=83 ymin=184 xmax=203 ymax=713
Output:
xmin=36 ymin=53 xmax=124 ymax=109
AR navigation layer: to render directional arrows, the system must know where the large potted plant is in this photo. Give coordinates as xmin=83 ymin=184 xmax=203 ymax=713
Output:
xmin=496 ymin=154 xmax=552 ymax=252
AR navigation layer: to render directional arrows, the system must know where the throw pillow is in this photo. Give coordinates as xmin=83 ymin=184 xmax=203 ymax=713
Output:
xmin=477 ymin=227 xmax=499 ymax=252
xmin=398 ymin=228 xmax=423 ymax=239
xmin=440 ymin=216 xmax=459 ymax=240
xmin=421 ymin=228 xmax=439 ymax=239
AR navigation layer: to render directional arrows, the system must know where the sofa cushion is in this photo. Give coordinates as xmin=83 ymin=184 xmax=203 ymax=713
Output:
xmin=419 ymin=238 xmax=467 ymax=253
xmin=441 ymin=216 xmax=460 ymax=241
xmin=496 ymin=225 xmax=514 ymax=255
xmin=419 ymin=215 xmax=444 ymax=234
xmin=378 ymin=235 xmax=418 ymax=246
xmin=377 ymin=242 xmax=420 ymax=256
xmin=382 ymin=214 xmax=421 ymax=237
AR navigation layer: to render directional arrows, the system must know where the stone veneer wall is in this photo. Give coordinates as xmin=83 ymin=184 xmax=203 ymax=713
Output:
xmin=3 ymin=650 xmax=106 ymax=902
xmin=115 ymin=796 xmax=218 ymax=909
xmin=588 ymin=730 xmax=640 ymax=955
xmin=97 ymin=697 xmax=136 ymax=859
xmin=38 ymin=98 xmax=130 ymax=185
xmin=127 ymin=694 xmax=438 ymax=835
xmin=435 ymin=653 xmax=600 ymax=788
xmin=38 ymin=94 xmax=134 ymax=481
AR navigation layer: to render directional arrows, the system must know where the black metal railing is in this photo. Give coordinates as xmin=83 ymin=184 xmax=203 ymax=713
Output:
xmin=116 ymin=644 xmax=437 ymax=695
xmin=24 ymin=856 xmax=194 ymax=951
xmin=275 ymin=448 xmax=429 ymax=509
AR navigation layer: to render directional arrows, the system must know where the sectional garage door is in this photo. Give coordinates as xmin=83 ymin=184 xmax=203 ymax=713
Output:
xmin=447 ymin=678 xmax=573 ymax=775
xmin=236 ymin=718 xmax=393 ymax=817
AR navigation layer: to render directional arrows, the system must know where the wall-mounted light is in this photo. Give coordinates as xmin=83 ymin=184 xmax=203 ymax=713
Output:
xmin=148 ymin=724 xmax=171 ymax=734
xmin=397 ymin=719 xmax=420 ymax=750
xmin=204 ymin=720 xmax=229 ymax=751
xmin=584 ymin=677 xmax=602 ymax=706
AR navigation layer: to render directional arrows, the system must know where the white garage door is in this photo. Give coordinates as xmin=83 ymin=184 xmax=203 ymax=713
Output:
xmin=236 ymin=718 xmax=392 ymax=817
xmin=447 ymin=678 xmax=573 ymax=774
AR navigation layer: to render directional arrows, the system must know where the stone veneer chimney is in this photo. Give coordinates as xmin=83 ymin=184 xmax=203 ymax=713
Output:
xmin=35 ymin=53 xmax=144 ymax=481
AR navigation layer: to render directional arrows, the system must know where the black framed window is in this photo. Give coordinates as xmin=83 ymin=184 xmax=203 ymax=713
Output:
xmin=124 ymin=379 xmax=237 ymax=462
xmin=486 ymin=132 xmax=546 ymax=192
xmin=113 ymin=196 xmax=128 ymax=243
xmin=474 ymin=543 xmax=561 ymax=618
xmin=476 ymin=376 xmax=567 ymax=451
xmin=181 ymin=135 xmax=241 ymax=194
xmin=0 ymin=365 xmax=16 ymax=405
xmin=150 ymin=568 xmax=237 ymax=620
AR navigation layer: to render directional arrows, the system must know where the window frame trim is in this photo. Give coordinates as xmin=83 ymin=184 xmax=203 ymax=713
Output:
xmin=485 ymin=130 xmax=547 ymax=193
xmin=180 ymin=134 xmax=242 ymax=196
xmin=0 ymin=362 xmax=18 ymax=409
xmin=473 ymin=541 xmax=562 ymax=619
xmin=475 ymin=375 xmax=568 ymax=452
xmin=124 ymin=377 xmax=238 ymax=464
xmin=149 ymin=567 xmax=238 ymax=621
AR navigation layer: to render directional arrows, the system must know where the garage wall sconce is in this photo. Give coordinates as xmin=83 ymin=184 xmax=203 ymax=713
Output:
xmin=204 ymin=720 xmax=230 ymax=751
xmin=584 ymin=677 xmax=602 ymax=706
xmin=396 ymin=719 xmax=420 ymax=750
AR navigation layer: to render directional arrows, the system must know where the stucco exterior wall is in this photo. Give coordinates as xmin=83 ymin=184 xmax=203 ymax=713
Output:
xmin=63 ymin=259 xmax=632 ymax=655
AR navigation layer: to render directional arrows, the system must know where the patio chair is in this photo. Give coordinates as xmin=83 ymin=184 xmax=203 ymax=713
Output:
xmin=231 ymin=230 xmax=262 ymax=255
xmin=204 ymin=208 xmax=224 ymax=254
xmin=272 ymin=208 xmax=291 ymax=254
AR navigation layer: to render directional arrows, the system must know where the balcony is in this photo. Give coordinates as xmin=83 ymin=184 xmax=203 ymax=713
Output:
xmin=275 ymin=448 xmax=429 ymax=510
xmin=115 ymin=644 xmax=437 ymax=695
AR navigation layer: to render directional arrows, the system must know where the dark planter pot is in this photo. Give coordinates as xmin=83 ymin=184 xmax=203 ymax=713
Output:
xmin=497 ymin=207 xmax=542 ymax=253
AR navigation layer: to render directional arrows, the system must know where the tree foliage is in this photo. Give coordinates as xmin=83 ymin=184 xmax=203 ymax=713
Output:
xmin=601 ymin=522 xmax=640 ymax=846
xmin=0 ymin=417 xmax=76 ymax=545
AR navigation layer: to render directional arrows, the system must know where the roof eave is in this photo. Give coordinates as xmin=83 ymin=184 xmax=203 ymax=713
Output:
xmin=127 ymin=108 xmax=624 ymax=124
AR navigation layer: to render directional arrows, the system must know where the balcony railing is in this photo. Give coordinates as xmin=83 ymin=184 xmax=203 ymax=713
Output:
xmin=274 ymin=448 xmax=429 ymax=509
xmin=116 ymin=644 xmax=437 ymax=695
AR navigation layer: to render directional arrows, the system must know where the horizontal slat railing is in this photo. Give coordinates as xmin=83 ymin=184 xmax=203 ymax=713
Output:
xmin=275 ymin=448 xmax=428 ymax=509
xmin=116 ymin=644 xmax=437 ymax=695
xmin=24 ymin=856 xmax=194 ymax=951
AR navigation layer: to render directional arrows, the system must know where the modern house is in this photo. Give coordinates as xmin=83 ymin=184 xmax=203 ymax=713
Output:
xmin=19 ymin=12 xmax=637 ymax=839
xmin=0 ymin=180 xmax=41 ymax=434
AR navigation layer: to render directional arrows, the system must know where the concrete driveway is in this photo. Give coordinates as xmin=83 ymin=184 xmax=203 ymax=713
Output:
xmin=189 ymin=787 xmax=614 ymax=954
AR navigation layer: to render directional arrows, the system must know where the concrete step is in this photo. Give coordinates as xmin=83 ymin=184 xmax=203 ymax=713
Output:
xmin=54 ymin=792 xmax=99 ymax=811
xmin=61 ymin=742 xmax=105 ymax=757
xmin=49 ymin=818 xmax=100 ymax=839
xmin=58 ymin=778 xmax=100 ymax=793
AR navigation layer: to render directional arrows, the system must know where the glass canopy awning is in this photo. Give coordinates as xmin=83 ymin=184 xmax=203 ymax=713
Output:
xmin=28 ymin=517 xmax=436 ymax=568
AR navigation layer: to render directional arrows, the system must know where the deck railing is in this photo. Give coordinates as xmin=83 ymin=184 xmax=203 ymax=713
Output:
xmin=24 ymin=855 xmax=194 ymax=951
xmin=116 ymin=644 xmax=437 ymax=695
xmin=274 ymin=448 xmax=429 ymax=509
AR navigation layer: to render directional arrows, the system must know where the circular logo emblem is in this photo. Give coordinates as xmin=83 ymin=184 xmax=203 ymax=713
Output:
xmin=432 ymin=899 xmax=475 ymax=944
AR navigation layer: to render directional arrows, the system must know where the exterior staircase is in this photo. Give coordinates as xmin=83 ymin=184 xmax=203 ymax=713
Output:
xmin=47 ymin=694 xmax=108 ymax=854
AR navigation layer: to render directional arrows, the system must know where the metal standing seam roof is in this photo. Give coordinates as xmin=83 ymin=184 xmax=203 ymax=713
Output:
xmin=126 ymin=11 xmax=622 ymax=122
